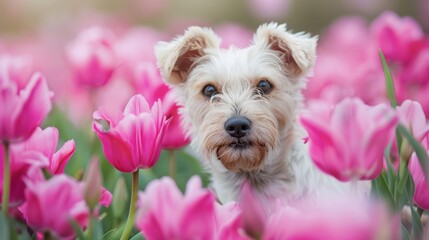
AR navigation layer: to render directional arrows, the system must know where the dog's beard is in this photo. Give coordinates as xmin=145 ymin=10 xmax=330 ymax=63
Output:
xmin=215 ymin=139 xmax=268 ymax=172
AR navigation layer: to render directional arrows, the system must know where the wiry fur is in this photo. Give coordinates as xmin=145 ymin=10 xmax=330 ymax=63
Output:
xmin=156 ymin=23 xmax=362 ymax=204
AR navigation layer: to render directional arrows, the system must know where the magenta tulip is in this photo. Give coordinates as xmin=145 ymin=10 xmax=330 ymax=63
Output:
xmin=21 ymin=174 xmax=89 ymax=239
xmin=300 ymin=98 xmax=398 ymax=181
xmin=20 ymin=173 xmax=111 ymax=239
xmin=93 ymin=94 xmax=170 ymax=172
xmin=135 ymin=176 xmax=217 ymax=240
xmin=370 ymin=11 xmax=423 ymax=63
xmin=11 ymin=127 xmax=75 ymax=174
xmin=0 ymin=69 xmax=53 ymax=143
xmin=0 ymin=127 xmax=75 ymax=206
xmin=409 ymin=152 xmax=429 ymax=210
xmin=66 ymin=26 xmax=117 ymax=88
xmin=135 ymin=63 xmax=190 ymax=149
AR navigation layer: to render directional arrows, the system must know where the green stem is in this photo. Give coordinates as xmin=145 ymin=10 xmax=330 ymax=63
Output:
xmin=169 ymin=150 xmax=176 ymax=180
xmin=120 ymin=171 xmax=139 ymax=240
xmin=85 ymin=216 xmax=94 ymax=240
xmin=417 ymin=207 xmax=424 ymax=218
xmin=2 ymin=141 xmax=10 ymax=217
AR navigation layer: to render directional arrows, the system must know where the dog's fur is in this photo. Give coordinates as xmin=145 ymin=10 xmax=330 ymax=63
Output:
xmin=155 ymin=23 xmax=358 ymax=204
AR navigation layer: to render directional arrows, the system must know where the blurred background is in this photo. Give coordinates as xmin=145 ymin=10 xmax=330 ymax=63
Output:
xmin=0 ymin=0 xmax=427 ymax=34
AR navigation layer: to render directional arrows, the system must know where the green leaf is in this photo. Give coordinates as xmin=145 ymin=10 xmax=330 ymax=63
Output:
xmin=371 ymin=172 xmax=395 ymax=210
xmin=401 ymin=223 xmax=410 ymax=240
xmin=379 ymin=51 xmax=397 ymax=107
xmin=99 ymin=224 xmax=125 ymax=240
xmin=0 ymin=214 xmax=10 ymax=240
xmin=397 ymin=125 xmax=429 ymax=184
xmin=384 ymin=143 xmax=396 ymax=189
xmin=410 ymin=205 xmax=423 ymax=239
xmin=70 ymin=218 xmax=87 ymax=240
xmin=130 ymin=233 xmax=145 ymax=240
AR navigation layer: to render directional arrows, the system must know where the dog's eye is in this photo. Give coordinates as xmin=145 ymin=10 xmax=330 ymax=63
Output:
xmin=202 ymin=84 xmax=217 ymax=98
xmin=257 ymin=79 xmax=272 ymax=94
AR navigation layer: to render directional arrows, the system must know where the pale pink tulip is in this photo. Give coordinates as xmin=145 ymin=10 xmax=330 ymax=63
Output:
xmin=0 ymin=55 xmax=34 ymax=89
xmin=135 ymin=176 xmax=217 ymax=240
xmin=215 ymin=202 xmax=250 ymax=240
xmin=93 ymin=94 xmax=170 ymax=172
xmin=300 ymin=98 xmax=398 ymax=181
xmin=370 ymin=11 xmax=423 ymax=63
xmin=66 ymin=26 xmax=117 ymax=88
xmin=386 ymin=100 xmax=429 ymax=168
xmin=0 ymin=68 xmax=53 ymax=142
xmin=409 ymin=152 xmax=429 ymax=210
xmin=263 ymin=196 xmax=399 ymax=240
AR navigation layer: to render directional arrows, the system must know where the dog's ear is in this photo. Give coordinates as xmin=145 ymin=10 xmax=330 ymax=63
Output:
xmin=253 ymin=22 xmax=317 ymax=77
xmin=155 ymin=26 xmax=221 ymax=86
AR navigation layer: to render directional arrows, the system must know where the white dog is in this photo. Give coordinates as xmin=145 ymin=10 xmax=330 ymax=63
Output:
xmin=155 ymin=23 xmax=358 ymax=204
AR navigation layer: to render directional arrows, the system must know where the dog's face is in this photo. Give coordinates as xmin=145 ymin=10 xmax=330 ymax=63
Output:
xmin=156 ymin=23 xmax=316 ymax=172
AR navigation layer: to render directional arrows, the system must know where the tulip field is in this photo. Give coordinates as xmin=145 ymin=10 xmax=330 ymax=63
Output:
xmin=1 ymin=1 xmax=429 ymax=239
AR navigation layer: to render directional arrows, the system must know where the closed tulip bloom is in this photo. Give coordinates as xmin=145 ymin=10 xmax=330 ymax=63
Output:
xmin=67 ymin=26 xmax=117 ymax=88
xmin=135 ymin=176 xmax=217 ymax=240
xmin=0 ymin=70 xmax=53 ymax=143
xmin=409 ymin=152 xmax=429 ymax=210
xmin=93 ymin=94 xmax=169 ymax=172
xmin=300 ymin=98 xmax=398 ymax=181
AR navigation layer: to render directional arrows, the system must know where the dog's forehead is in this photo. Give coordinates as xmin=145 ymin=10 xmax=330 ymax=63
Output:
xmin=201 ymin=46 xmax=283 ymax=84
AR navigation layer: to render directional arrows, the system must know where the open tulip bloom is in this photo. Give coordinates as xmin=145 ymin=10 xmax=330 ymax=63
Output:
xmin=93 ymin=94 xmax=170 ymax=173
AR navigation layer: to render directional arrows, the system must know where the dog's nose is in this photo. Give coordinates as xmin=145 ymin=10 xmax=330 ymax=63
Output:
xmin=224 ymin=117 xmax=251 ymax=138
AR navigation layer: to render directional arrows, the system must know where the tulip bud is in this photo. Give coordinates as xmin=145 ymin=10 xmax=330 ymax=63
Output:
xmin=112 ymin=177 xmax=128 ymax=220
xmin=84 ymin=158 xmax=102 ymax=211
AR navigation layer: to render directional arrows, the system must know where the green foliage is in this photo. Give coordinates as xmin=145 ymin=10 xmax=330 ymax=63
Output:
xmin=372 ymin=52 xmax=429 ymax=240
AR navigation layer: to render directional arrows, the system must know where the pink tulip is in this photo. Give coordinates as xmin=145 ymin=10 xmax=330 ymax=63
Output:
xmin=114 ymin=27 xmax=166 ymax=85
xmin=300 ymin=98 xmax=398 ymax=181
xmin=305 ymin=17 xmax=385 ymax=105
xmin=66 ymin=26 xmax=117 ymax=88
xmin=409 ymin=152 xmax=429 ymax=210
xmin=21 ymin=174 xmax=89 ymax=240
xmin=135 ymin=176 xmax=217 ymax=240
xmin=93 ymin=94 xmax=170 ymax=172
xmin=134 ymin=63 xmax=190 ymax=149
xmin=370 ymin=11 xmax=423 ymax=63
xmin=396 ymin=41 xmax=429 ymax=116
xmin=0 ymin=127 xmax=75 ymax=207
xmin=20 ymin=172 xmax=111 ymax=239
xmin=11 ymin=127 xmax=75 ymax=174
xmin=0 ymin=67 xmax=53 ymax=142
xmin=0 ymin=55 xmax=34 ymax=89
xmin=215 ymin=202 xmax=250 ymax=240
xmin=263 ymin=196 xmax=399 ymax=240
